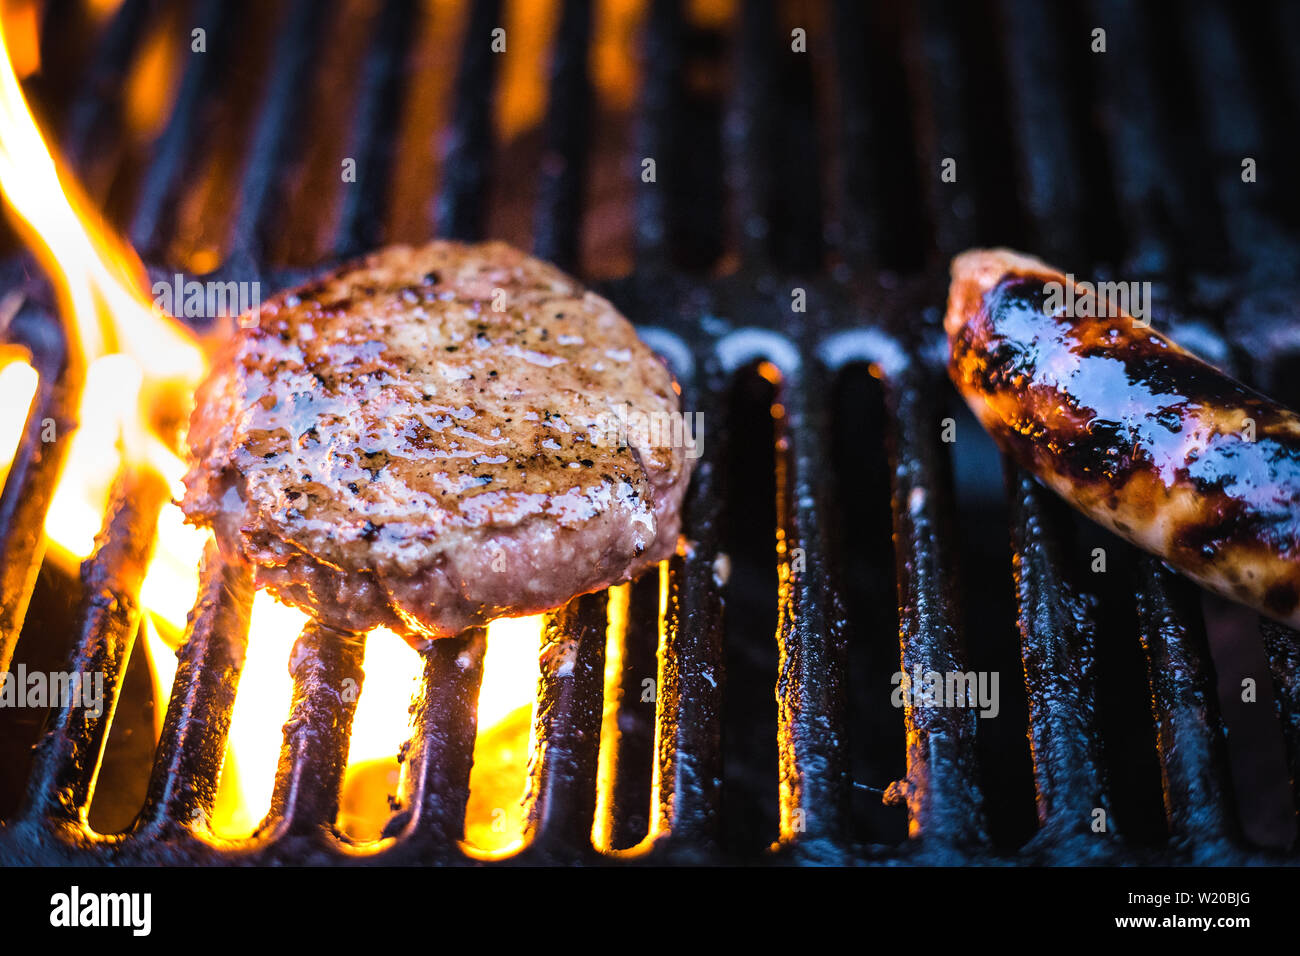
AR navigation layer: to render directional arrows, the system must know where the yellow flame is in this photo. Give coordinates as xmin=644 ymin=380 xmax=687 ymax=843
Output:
xmin=123 ymin=10 xmax=181 ymax=142
xmin=0 ymin=21 xmax=203 ymax=388
xmin=0 ymin=354 xmax=36 ymax=485
xmin=140 ymin=614 xmax=175 ymax=740
xmin=0 ymin=16 xmax=540 ymax=844
xmin=0 ymin=13 xmax=206 ymax=570
xmin=1 ymin=1 xmax=39 ymax=80
xmin=459 ymin=614 xmax=543 ymax=853
xmin=593 ymin=582 xmax=628 ymax=852
xmin=337 ymin=613 xmax=544 ymax=847
xmin=206 ymin=594 xmax=304 ymax=837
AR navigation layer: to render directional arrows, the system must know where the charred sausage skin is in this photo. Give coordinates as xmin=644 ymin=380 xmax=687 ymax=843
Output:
xmin=946 ymin=249 xmax=1300 ymax=628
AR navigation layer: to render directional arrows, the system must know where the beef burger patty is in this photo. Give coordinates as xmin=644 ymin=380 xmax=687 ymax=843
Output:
xmin=182 ymin=241 xmax=693 ymax=643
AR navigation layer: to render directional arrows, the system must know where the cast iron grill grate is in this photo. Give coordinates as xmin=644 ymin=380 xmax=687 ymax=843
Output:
xmin=0 ymin=0 xmax=1298 ymax=865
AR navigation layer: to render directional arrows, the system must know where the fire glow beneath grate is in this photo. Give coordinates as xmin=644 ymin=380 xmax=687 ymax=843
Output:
xmin=140 ymin=590 xmax=544 ymax=845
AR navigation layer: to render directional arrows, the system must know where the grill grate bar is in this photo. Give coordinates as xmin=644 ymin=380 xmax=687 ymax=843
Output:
xmin=128 ymin=0 xmax=241 ymax=258
xmin=19 ymin=466 xmax=168 ymax=830
xmin=0 ymin=294 xmax=79 ymax=675
xmin=435 ymin=0 xmax=503 ymax=243
xmin=639 ymin=352 xmax=725 ymax=858
xmin=1088 ymin=0 xmax=1178 ymax=276
xmin=386 ymin=628 xmax=485 ymax=855
xmin=632 ymin=0 xmax=682 ymax=271
xmin=58 ymin=0 xmax=153 ymax=170
xmin=909 ymin=0 xmax=980 ymax=260
xmin=332 ymin=0 xmax=422 ymax=260
xmin=264 ymin=623 xmax=366 ymax=841
xmin=772 ymin=357 xmax=853 ymax=860
xmin=999 ymin=0 xmax=1085 ymax=266
xmin=1007 ymin=469 xmax=1112 ymax=858
xmin=885 ymin=363 xmax=987 ymax=852
xmin=1134 ymin=557 xmax=1237 ymax=852
xmin=133 ymin=543 xmax=252 ymax=837
xmin=1261 ymin=619 xmax=1300 ymax=827
xmin=226 ymin=0 xmax=337 ymax=268
xmin=530 ymin=0 xmax=592 ymax=273
xmin=652 ymin=551 xmax=725 ymax=857
xmin=828 ymin=0 xmax=883 ymax=264
xmin=521 ymin=592 xmax=607 ymax=859
xmin=726 ymin=0 xmax=777 ymax=272
xmin=1182 ymin=0 xmax=1299 ymax=279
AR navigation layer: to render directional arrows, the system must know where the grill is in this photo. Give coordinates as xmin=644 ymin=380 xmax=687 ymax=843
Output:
xmin=1 ymin=0 xmax=1299 ymax=866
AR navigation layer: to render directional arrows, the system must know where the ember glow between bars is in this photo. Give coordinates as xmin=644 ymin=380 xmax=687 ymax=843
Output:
xmin=0 ymin=14 xmax=540 ymax=852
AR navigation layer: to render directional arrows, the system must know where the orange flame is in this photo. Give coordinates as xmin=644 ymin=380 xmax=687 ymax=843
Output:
xmin=0 ymin=17 xmax=537 ymax=848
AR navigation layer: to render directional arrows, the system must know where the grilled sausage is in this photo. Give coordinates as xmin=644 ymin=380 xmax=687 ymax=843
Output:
xmin=946 ymin=248 xmax=1300 ymax=628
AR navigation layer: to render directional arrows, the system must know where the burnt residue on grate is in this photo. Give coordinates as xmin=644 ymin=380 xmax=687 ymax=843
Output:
xmin=1 ymin=0 xmax=1299 ymax=865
